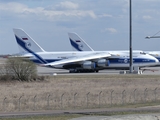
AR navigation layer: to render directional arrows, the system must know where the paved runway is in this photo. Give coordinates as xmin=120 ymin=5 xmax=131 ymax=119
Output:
xmin=37 ymin=66 xmax=160 ymax=75
xmin=37 ymin=66 xmax=120 ymax=75
xmin=0 ymin=106 xmax=160 ymax=119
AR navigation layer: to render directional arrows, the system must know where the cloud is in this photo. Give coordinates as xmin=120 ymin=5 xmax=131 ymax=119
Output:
xmin=104 ymin=28 xmax=117 ymax=33
xmin=0 ymin=2 xmax=97 ymax=22
xmin=143 ymin=0 xmax=159 ymax=1
xmin=0 ymin=2 xmax=27 ymax=13
xmin=98 ymin=14 xmax=113 ymax=18
xmin=58 ymin=1 xmax=79 ymax=10
xmin=142 ymin=15 xmax=152 ymax=20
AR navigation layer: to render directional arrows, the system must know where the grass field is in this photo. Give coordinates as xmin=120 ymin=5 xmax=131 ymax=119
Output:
xmin=1 ymin=74 xmax=160 ymax=111
xmin=1 ymin=74 xmax=160 ymax=99
xmin=0 ymin=74 xmax=160 ymax=119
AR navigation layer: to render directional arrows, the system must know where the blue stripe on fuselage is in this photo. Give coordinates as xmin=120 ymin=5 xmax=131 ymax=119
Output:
xmin=15 ymin=35 xmax=48 ymax=64
xmin=109 ymin=58 xmax=156 ymax=64
xmin=70 ymin=38 xmax=82 ymax=51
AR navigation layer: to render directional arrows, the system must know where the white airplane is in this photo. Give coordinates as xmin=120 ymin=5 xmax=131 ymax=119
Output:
xmin=13 ymin=28 xmax=158 ymax=73
xmin=68 ymin=32 xmax=160 ymax=65
xmin=69 ymin=32 xmax=160 ymax=63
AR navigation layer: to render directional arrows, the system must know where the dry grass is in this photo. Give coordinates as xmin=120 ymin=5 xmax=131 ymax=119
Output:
xmin=1 ymin=74 xmax=160 ymax=111
xmin=0 ymin=74 xmax=157 ymax=92
xmin=1 ymin=74 xmax=159 ymax=96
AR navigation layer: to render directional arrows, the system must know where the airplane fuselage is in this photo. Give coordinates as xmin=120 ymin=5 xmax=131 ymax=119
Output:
xmin=23 ymin=51 xmax=159 ymax=70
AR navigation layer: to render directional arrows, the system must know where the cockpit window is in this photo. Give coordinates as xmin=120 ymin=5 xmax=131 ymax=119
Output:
xmin=140 ymin=52 xmax=146 ymax=55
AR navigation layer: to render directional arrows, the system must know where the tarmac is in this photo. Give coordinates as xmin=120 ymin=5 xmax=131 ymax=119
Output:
xmin=0 ymin=106 xmax=160 ymax=119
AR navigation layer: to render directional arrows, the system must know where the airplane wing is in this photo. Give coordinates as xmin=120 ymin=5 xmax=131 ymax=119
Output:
xmin=44 ymin=52 xmax=111 ymax=66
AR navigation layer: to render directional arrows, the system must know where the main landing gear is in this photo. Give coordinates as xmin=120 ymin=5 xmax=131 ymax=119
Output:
xmin=69 ymin=69 xmax=99 ymax=73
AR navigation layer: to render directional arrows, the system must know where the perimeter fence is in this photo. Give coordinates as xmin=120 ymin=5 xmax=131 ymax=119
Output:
xmin=1 ymin=87 xmax=160 ymax=112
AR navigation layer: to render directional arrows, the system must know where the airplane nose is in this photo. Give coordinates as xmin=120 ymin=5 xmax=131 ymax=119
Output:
xmin=147 ymin=55 xmax=159 ymax=63
xmin=155 ymin=58 xmax=159 ymax=63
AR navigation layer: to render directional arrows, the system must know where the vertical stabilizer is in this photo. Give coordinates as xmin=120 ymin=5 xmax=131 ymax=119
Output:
xmin=68 ymin=32 xmax=94 ymax=51
xmin=13 ymin=28 xmax=45 ymax=54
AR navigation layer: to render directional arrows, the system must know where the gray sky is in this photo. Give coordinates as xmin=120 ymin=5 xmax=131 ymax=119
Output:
xmin=0 ymin=0 xmax=160 ymax=54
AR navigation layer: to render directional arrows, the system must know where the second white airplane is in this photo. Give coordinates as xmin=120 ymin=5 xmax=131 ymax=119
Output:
xmin=13 ymin=29 xmax=159 ymax=73
xmin=68 ymin=32 xmax=160 ymax=67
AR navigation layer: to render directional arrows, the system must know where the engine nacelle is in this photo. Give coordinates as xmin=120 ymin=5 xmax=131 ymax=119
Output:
xmin=82 ymin=61 xmax=95 ymax=69
xmin=97 ymin=59 xmax=109 ymax=67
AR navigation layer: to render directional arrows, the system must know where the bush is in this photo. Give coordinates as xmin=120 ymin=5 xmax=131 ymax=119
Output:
xmin=2 ymin=57 xmax=38 ymax=81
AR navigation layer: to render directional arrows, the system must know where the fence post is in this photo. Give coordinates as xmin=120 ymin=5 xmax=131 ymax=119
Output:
xmin=47 ymin=94 xmax=51 ymax=110
xmin=133 ymin=89 xmax=137 ymax=104
xmin=3 ymin=97 xmax=7 ymax=112
xmin=33 ymin=95 xmax=37 ymax=110
xmin=122 ymin=90 xmax=125 ymax=105
xmin=144 ymin=88 xmax=147 ymax=103
xmin=110 ymin=90 xmax=114 ymax=107
xmin=86 ymin=92 xmax=90 ymax=108
xmin=74 ymin=93 xmax=77 ymax=109
xmin=61 ymin=93 xmax=65 ymax=109
xmin=98 ymin=91 xmax=102 ymax=108
xmin=154 ymin=88 xmax=157 ymax=102
xmin=18 ymin=95 xmax=23 ymax=111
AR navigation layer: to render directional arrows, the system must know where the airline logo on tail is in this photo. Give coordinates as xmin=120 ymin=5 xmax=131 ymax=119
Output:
xmin=75 ymin=40 xmax=83 ymax=48
xmin=69 ymin=38 xmax=83 ymax=51
xmin=26 ymin=42 xmax=31 ymax=47
xmin=21 ymin=37 xmax=31 ymax=47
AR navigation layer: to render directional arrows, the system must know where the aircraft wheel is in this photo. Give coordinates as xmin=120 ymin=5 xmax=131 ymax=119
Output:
xmin=69 ymin=70 xmax=73 ymax=73
xmin=95 ymin=70 xmax=99 ymax=73
xmin=77 ymin=70 xmax=80 ymax=73
xmin=69 ymin=69 xmax=77 ymax=73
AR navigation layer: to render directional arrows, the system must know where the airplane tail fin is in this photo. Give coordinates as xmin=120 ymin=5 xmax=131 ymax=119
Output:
xmin=13 ymin=28 xmax=45 ymax=54
xmin=68 ymin=32 xmax=94 ymax=51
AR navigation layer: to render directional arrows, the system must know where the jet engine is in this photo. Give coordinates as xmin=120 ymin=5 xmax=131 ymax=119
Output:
xmin=97 ymin=59 xmax=110 ymax=67
xmin=82 ymin=61 xmax=95 ymax=69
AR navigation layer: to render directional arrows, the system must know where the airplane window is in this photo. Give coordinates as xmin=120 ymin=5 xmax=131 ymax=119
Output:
xmin=140 ymin=52 xmax=146 ymax=55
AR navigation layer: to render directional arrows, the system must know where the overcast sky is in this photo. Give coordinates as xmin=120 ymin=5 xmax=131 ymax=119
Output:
xmin=0 ymin=0 xmax=160 ymax=54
